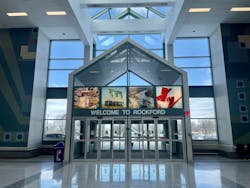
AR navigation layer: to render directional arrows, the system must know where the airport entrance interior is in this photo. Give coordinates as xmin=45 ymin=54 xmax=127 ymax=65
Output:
xmin=73 ymin=117 xmax=184 ymax=161
xmin=66 ymin=39 xmax=192 ymax=162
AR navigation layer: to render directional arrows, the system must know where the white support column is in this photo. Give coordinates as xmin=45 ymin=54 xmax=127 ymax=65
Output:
xmin=165 ymin=44 xmax=174 ymax=64
xmin=68 ymin=0 xmax=93 ymax=46
xmin=210 ymin=26 xmax=234 ymax=152
xmin=28 ymin=30 xmax=50 ymax=148
xmin=182 ymin=71 xmax=193 ymax=162
xmin=84 ymin=45 xmax=93 ymax=65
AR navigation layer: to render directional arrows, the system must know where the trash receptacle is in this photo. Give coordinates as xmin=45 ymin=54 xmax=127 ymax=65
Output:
xmin=54 ymin=142 xmax=64 ymax=162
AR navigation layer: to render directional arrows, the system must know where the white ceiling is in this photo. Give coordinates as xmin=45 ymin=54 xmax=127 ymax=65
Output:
xmin=175 ymin=0 xmax=250 ymax=38
xmin=0 ymin=0 xmax=250 ymax=41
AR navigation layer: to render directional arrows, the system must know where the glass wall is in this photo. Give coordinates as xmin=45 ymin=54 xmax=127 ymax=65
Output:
xmin=95 ymin=34 xmax=164 ymax=58
xmin=48 ymin=41 xmax=84 ymax=87
xmin=174 ymin=38 xmax=217 ymax=140
xmin=173 ymin=38 xmax=212 ymax=86
xmin=189 ymin=98 xmax=217 ymax=140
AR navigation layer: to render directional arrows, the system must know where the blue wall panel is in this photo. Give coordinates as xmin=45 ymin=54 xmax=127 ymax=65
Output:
xmin=0 ymin=28 xmax=38 ymax=147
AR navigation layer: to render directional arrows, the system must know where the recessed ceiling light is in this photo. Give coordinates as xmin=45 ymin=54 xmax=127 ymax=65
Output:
xmin=6 ymin=12 xmax=28 ymax=16
xmin=89 ymin=70 xmax=100 ymax=74
xmin=46 ymin=11 xmax=67 ymax=16
xmin=188 ymin=8 xmax=211 ymax=13
xmin=160 ymin=69 xmax=171 ymax=72
xmin=230 ymin=7 xmax=250 ymax=12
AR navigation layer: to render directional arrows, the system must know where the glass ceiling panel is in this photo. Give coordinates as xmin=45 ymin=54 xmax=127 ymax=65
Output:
xmin=148 ymin=10 xmax=162 ymax=19
xmin=153 ymin=7 xmax=172 ymax=16
xmin=96 ymin=11 xmax=110 ymax=20
xmin=88 ymin=8 xmax=104 ymax=17
xmin=88 ymin=6 xmax=168 ymax=20
xmin=110 ymin=8 xmax=126 ymax=19
xmin=130 ymin=7 xmax=147 ymax=18
xmin=123 ymin=15 xmax=136 ymax=20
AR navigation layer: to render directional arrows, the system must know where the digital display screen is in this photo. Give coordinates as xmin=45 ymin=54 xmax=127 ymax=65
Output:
xmin=129 ymin=87 xmax=154 ymax=108
xmin=74 ymin=87 xmax=100 ymax=109
xmin=101 ymin=87 xmax=127 ymax=109
xmin=156 ymin=86 xmax=182 ymax=108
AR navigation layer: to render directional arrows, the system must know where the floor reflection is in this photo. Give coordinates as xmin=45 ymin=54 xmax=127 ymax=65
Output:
xmin=2 ymin=159 xmax=250 ymax=188
xmin=69 ymin=162 xmax=191 ymax=188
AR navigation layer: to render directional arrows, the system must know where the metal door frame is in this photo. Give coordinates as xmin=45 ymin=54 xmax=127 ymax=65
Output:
xmin=71 ymin=116 xmax=186 ymax=162
xmin=71 ymin=116 xmax=127 ymax=162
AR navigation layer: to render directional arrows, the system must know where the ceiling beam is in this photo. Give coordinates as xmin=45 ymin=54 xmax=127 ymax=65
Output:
xmin=91 ymin=19 xmax=167 ymax=34
xmin=163 ymin=0 xmax=185 ymax=44
xmin=67 ymin=0 xmax=93 ymax=45
xmin=80 ymin=0 xmax=175 ymax=8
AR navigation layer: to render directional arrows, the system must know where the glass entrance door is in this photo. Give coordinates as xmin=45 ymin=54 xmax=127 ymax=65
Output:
xmin=129 ymin=118 xmax=157 ymax=161
xmin=73 ymin=117 xmax=185 ymax=161
xmin=73 ymin=118 xmax=127 ymax=161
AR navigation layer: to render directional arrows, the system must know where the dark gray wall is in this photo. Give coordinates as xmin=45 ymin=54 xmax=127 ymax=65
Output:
xmin=0 ymin=28 xmax=38 ymax=147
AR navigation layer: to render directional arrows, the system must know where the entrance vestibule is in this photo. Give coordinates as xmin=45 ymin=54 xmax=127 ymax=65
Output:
xmin=72 ymin=117 xmax=185 ymax=161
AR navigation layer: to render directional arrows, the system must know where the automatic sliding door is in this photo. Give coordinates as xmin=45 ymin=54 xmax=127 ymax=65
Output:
xmin=130 ymin=120 xmax=143 ymax=159
xmin=157 ymin=120 xmax=170 ymax=159
xmin=73 ymin=120 xmax=85 ymax=159
xmin=100 ymin=120 xmax=112 ymax=159
xmin=113 ymin=120 xmax=126 ymax=159
xmin=86 ymin=120 xmax=99 ymax=159
xmin=171 ymin=119 xmax=184 ymax=159
xmin=143 ymin=120 xmax=156 ymax=160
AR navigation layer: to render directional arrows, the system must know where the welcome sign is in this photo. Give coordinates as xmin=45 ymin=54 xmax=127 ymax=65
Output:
xmin=73 ymin=86 xmax=183 ymax=116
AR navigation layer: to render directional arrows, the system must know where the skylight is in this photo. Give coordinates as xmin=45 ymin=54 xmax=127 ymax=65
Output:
xmin=88 ymin=6 xmax=171 ymax=20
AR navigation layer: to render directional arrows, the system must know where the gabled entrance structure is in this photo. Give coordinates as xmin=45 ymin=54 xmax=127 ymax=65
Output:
xmin=64 ymin=39 xmax=192 ymax=162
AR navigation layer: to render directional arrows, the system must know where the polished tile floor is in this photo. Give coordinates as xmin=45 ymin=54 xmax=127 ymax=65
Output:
xmin=0 ymin=156 xmax=250 ymax=188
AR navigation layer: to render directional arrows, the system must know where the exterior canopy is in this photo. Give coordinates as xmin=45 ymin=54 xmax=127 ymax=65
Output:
xmin=72 ymin=38 xmax=185 ymax=86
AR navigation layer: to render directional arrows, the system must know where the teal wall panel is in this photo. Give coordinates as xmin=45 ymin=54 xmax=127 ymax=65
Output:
xmin=221 ymin=24 xmax=250 ymax=144
xmin=0 ymin=28 xmax=38 ymax=147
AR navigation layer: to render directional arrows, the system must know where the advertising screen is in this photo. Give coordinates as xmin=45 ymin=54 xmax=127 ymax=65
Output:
xmin=102 ymin=87 xmax=127 ymax=109
xmin=129 ymin=87 xmax=154 ymax=108
xmin=156 ymin=86 xmax=182 ymax=108
xmin=74 ymin=87 xmax=100 ymax=109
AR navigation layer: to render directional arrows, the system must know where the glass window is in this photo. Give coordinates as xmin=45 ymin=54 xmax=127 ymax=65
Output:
xmin=151 ymin=50 xmax=164 ymax=57
xmin=173 ymin=38 xmax=210 ymax=57
xmin=45 ymin=99 xmax=67 ymax=119
xmin=96 ymin=35 xmax=127 ymax=50
xmin=130 ymin=34 xmax=162 ymax=49
xmin=49 ymin=60 xmax=84 ymax=69
xmin=48 ymin=70 xmax=73 ymax=87
xmin=174 ymin=57 xmax=210 ymax=68
xmin=43 ymin=120 xmax=66 ymax=141
xmin=191 ymin=119 xmax=217 ymax=140
xmin=129 ymin=72 xmax=151 ymax=86
xmin=43 ymin=99 xmax=67 ymax=141
xmin=48 ymin=40 xmax=85 ymax=88
xmin=108 ymin=74 xmax=127 ymax=86
xmin=50 ymin=41 xmax=84 ymax=59
xmin=189 ymin=98 xmax=216 ymax=118
xmin=182 ymin=68 xmax=212 ymax=86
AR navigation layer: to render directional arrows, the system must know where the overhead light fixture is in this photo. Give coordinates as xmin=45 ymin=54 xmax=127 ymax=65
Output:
xmin=89 ymin=70 xmax=100 ymax=74
xmin=6 ymin=12 xmax=28 ymax=16
xmin=230 ymin=7 xmax=250 ymax=12
xmin=188 ymin=8 xmax=211 ymax=13
xmin=160 ymin=69 xmax=171 ymax=72
xmin=46 ymin=11 xmax=67 ymax=16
